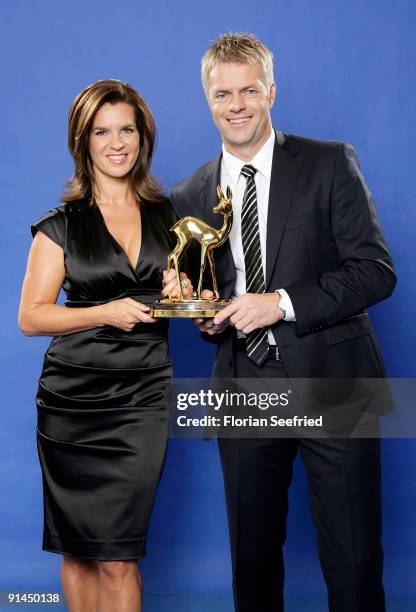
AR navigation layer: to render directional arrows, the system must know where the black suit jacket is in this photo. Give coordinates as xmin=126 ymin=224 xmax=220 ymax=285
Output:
xmin=171 ymin=130 xmax=396 ymax=380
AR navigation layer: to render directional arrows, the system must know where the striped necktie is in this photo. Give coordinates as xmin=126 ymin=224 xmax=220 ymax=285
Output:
xmin=240 ymin=164 xmax=269 ymax=366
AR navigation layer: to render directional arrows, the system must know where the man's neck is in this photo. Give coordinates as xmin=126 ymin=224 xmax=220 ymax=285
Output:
xmin=223 ymin=124 xmax=273 ymax=162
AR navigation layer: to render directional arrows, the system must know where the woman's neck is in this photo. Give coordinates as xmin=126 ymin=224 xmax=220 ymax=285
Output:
xmin=93 ymin=175 xmax=136 ymax=208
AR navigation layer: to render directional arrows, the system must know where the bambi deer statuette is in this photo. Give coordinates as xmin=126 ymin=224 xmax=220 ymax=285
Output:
xmin=167 ymin=185 xmax=233 ymax=300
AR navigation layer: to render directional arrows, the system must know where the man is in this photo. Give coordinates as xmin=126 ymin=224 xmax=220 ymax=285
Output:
xmin=169 ymin=33 xmax=396 ymax=612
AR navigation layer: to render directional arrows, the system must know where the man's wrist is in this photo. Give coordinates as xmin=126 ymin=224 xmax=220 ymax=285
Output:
xmin=274 ymin=290 xmax=286 ymax=319
xmin=274 ymin=288 xmax=296 ymax=322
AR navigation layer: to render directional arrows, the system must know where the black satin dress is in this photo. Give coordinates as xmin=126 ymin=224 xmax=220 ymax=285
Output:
xmin=31 ymin=198 xmax=176 ymax=560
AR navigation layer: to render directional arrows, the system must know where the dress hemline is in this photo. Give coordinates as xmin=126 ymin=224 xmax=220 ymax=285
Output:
xmin=43 ymin=534 xmax=147 ymax=561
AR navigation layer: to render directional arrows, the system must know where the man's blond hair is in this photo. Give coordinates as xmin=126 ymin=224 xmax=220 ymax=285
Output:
xmin=201 ymin=32 xmax=274 ymax=95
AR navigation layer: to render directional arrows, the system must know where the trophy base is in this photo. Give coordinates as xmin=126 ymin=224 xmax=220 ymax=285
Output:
xmin=151 ymin=298 xmax=231 ymax=318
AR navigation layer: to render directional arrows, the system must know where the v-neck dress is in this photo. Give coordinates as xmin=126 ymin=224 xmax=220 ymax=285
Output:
xmin=31 ymin=197 xmax=176 ymax=560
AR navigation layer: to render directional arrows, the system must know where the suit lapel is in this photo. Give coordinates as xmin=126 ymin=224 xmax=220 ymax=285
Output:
xmin=199 ymin=154 xmax=222 ymax=224
xmin=265 ymin=130 xmax=302 ymax=289
xmin=199 ymin=153 xmax=235 ymax=296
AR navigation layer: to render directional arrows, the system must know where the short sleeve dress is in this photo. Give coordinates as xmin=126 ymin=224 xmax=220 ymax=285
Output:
xmin=31 ymin=198 xmax=176 ymax=560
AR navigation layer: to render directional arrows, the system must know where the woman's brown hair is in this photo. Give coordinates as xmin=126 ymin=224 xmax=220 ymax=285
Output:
xmin=63 ymin=79 xmax=162 ymax=204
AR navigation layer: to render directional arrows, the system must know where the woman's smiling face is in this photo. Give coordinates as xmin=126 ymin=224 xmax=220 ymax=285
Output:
xmin=89 ymin=101 xmax=140 ymax=182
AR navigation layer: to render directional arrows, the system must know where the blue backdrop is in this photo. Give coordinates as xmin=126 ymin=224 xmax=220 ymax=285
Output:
xmin=0 ymin=0 xmax=415 ymax=602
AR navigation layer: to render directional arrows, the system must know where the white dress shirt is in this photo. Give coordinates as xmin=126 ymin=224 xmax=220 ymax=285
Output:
xmin=220 ymin=129 xmax=296 ymax=344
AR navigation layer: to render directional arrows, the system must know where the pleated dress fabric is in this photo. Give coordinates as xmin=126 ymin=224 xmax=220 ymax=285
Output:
xmin=31 ymin=198 xmax=176 ymax=560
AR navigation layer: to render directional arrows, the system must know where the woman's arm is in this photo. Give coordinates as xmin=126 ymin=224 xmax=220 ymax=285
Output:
xmin=18 ymin=232 xmax=155 ymax=336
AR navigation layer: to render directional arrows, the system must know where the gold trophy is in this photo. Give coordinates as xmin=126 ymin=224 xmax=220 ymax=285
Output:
xmin=152 ymin=185 xmax=233 ymax=318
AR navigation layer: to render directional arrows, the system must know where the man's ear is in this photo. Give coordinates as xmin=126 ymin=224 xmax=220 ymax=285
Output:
xmin=269 ymin=81 xmax=277 ymax=109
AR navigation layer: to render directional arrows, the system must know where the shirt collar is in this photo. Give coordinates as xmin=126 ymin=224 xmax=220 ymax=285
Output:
xmin=222 ymin=128 xmax=275 ymax=184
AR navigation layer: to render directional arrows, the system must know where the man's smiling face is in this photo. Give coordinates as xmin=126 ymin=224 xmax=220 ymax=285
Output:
xmin=206 ymin=61 xmax=276 ymax=159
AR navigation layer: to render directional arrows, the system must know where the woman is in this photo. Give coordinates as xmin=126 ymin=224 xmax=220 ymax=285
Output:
xmin=18 ymin=79 xmax=191 ymax=611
